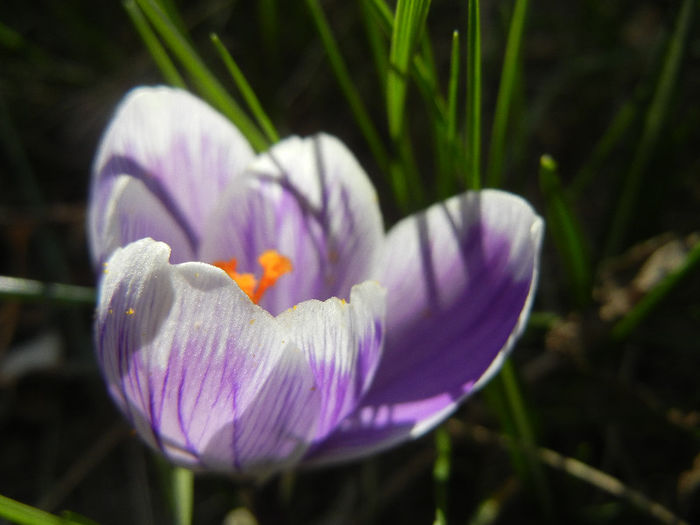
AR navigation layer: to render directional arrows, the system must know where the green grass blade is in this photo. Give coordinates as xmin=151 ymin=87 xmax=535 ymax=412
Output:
xmin=0 ymin=276 xmax=95 ymax=305
xmin=0 ymin=493 xmax=87 ymax=525
xmin=387 ymin=0 xmax=432 ymax=141
xmin=366 ymin=0 xmax=394 ymax=36
xmin=612 ymin=237 xmax=700 ymax=341
xmin=499 ymin=361 xmax=554 ymax=519
xmin=418 ymin=28 xmax=439 ymax=95
xmin=210 ymin=33 xmax=279 ymax=143
xmin=360 ymin=0 xmax=390 ymax=95
xmin=123 ymin=0 xmax=186 ymax=88
xmin=305 ymin=0 xmax=391 ymax=175
xmin=465 ymin=0 xmax=482 ymax=189
xmin=539 ymin=154 xmax=592 ymax=308
xmin=171 ymin=467 xmax=193 ymax=525
xmin=446 ymin=30 xmax=460 ymax=144
xmin=605 ymin=0 xmax=694 ymax=256
xmin=486 ymin=0 xmax=529 ymax=188
xmin=135 ymin=0 xmax=268 ymax=151
xmin=432 ymin=426 xmax=451 ymax=525
xmin=435 ymin=30 xmax=461 ymax=200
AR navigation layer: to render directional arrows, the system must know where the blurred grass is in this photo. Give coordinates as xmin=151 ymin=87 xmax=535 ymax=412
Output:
xmin=0 ymin=0 xmax=699 ymax=524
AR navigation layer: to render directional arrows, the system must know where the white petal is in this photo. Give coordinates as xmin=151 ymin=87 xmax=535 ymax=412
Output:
xmin=96 ymin=238 xmax=320 ymax=475
xmin=199 ymin=134 xmax=384 ymax=314
xmin=276 ymin=281 xmax=386 ymax=443
xmin=89 ymin=86 xmax=255 ymax=264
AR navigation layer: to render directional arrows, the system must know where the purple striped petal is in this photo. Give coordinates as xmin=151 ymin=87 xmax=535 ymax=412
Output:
xmin=277 ymin=282 xmax=386 ymax=443
xmin=96 ymin=238 xmax=321 ymax=476
xmin=198 ymin=134 xmax=384 ymax=315
xmin=96 ymin=175 xmax=195 ymax=264
xmin=89 ymin=86 xmax=255 ymax=265
xmin=306 ymin=190 xmax=543 ymax=464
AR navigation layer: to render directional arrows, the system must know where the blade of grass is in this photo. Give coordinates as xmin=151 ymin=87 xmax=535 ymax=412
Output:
xmin=124 ymin=0 xmax=186 ymax=88
xmin=364 ymin=0 xmax=446 ymax=119
xmin=465 ymin=0 xmax=482 ymax=189
xmin=387 ymin=0 xmax=432 ymax=141
xmin=210 ymin=33 xmax=279 ymax=143
xmin=446 ymin=30 xmax=460 ymax=144
xmin=418 ymin=28 xmax=439 ymax=96
xmin=135 ymin=0 xmax=268 ymax=151
xmin=0 ymin=493 xmax=87 ymax=525
xmin=605 ymin=0 xmax=694 ymax=256
xmin=432 ymin=425 xmax=451 ymax=525
xmin=171 ymin=467 xmax=193 ymax=525
xmin=612 ymin=237 xmax=700 ymax=341
xmin=366 ymin=0 xmax=396 ymax=37
xmin=486 ymin=0 xmax=529 ymax=188
xmin=539 ymin=154 xmax=592 ymax=308
xmin=305 ymin=0 xmax=391 ymax=182
xmin=498 ymin=361 xmax=554 ymax=519
xmin=0 ymin=276 xmax=95 ymax=305
xmin=360 ymin=0 xmax=390 ymax=95
xmin=436 ymin=30 xmax=461 ymax=200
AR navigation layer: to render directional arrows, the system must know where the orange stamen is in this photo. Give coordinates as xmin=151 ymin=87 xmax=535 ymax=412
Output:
xmin=213 ymin=250 xmax=292 ymax=304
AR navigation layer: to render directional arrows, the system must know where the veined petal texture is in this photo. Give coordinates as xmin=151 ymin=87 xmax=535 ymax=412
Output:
xmin=89 ymin=86 xmax=255 ymax=265
xmin=96 ymin=238 xmax=386 ymax=476
xmin=277 ymin=282 xmax=385 ymax=443
xmin=307 ymin=190 xmax=543 ymax=463
xmin=199 ymin=134 xmax=384 ymax=315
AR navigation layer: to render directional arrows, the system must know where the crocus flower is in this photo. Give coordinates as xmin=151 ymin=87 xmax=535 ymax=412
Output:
xmin=89 ymin=86 xmax=543 ymax=477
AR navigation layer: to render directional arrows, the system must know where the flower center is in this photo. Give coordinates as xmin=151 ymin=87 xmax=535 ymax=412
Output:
xmin=213 ymin=250 xmax=292 ymax=304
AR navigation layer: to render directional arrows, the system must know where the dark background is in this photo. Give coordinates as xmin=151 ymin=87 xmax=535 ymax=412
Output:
xmin=1 ymin=1 xmax=699 ymax=523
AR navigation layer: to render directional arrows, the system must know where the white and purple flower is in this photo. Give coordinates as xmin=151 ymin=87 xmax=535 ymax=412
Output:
xmin=89 ymin=86 xmax=543 ymax=477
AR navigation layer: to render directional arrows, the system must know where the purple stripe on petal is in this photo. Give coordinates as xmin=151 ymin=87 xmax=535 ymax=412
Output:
xmin=95 ymin=238 xmax=322 ymax=475
xmin=276 ymin=281 xmax=386 ymax=445
xmin=92 ymin=175 xmax=196 ymax=267
xmin=89 ymin=86 xmax=255 ymax=266
xmin=306 ymin=190 xmax=543 ymax=464
xmin=198 ymin=134 xmax=384 ymax=315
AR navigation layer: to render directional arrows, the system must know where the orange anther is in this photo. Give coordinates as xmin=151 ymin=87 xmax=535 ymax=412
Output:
xmin=253 ymin=250 xmax=293 ymax=303
xmin=213 ymin=250 xmax=292 ymax=305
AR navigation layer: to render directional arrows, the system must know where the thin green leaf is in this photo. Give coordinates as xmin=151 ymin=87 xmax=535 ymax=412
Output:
xmin=539 ymin=154 xmax=592 ymax=308
xmin=387 ymin=0 xmax=432 ymax=141
xmin=418 ymin=28 xmax=439 ymax=95
xmin=432 ymin=426 xmax=451 ymax=525
xmin=124 ymin=0 xmax=186 ymax=88
xmin=210 ymin=33 xmax=279 ymax=143
xmin=0 ymin=493 xmax=86 ymax=525
xmin=171 ymin=467 xmax=193 ymax=525
xmin=305 ymin=0 xmax=391 ymax=175
xmin=499 ymin=361 xmax=554 ymax=519
xmin=612 ymin=237 xmax=700 ymax=341
xmin=0 ymin=276 xmax=95 ymax=305
xmin=364 ymin=0 xmax=445 ymax=118
xmin=436 ymin=30 xmax=460 ymax=200
xmin=360 ymin=0 xmax=390 ymax=95
xmin=486 ymin=0 xmax=529 ymax=188
xmin=605 ymin=0 xmax=694 ymax=256
xmin=135 ymin=0 xmax=268 ymax=151
xmin=465 ymin=0 xmax=481 ymax=189
xmin=366 ymin=0 xmax=394 ymax=37
xmin=446 ymin=30 xmax=460 ymax=143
